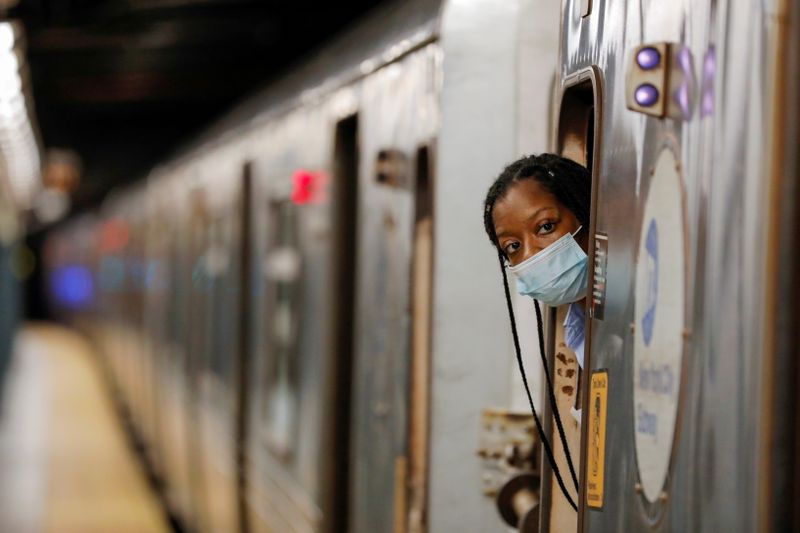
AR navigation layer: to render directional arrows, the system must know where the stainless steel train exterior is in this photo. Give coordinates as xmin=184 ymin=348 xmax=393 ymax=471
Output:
xmin=549 ymin=0 xmax=800 ymax=531
xmin=45 ymin=0 xmax=565 ymax=531
xmin=43 ymin=0 xmax=800 ymax=531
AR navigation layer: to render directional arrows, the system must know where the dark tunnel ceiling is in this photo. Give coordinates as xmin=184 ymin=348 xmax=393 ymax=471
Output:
xmin=10 ymin=0 xmax=388 ymax=216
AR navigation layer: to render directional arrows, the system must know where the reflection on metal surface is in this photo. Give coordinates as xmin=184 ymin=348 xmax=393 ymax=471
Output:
xmin=700 ymin=46 xmax=716 ymax=118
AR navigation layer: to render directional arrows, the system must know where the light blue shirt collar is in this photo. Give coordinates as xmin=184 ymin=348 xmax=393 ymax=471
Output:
xmin=563 ymin=302 xmax=586 ymax=369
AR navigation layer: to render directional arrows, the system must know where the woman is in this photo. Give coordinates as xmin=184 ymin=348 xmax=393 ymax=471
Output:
xmin=482 ymin=152 xmax=592 ymax=511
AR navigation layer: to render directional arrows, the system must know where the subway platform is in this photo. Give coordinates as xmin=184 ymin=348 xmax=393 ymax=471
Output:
xmin=0 ymin=324 xmax=170 ymax=533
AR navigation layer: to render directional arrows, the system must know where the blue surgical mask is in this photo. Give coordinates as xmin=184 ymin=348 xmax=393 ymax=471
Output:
xmin=507 ymin=226 xmax=588 ymax=306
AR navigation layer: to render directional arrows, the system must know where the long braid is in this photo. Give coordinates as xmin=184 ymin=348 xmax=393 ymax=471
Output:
xmin=498 ymin=252 xmax=578 ymax=511
xmin=483 ymin=153 xmax=591 ymax=509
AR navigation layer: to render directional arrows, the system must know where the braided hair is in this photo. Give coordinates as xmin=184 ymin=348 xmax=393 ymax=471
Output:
xmin=484 ymin=153 xmax=592 ymax=511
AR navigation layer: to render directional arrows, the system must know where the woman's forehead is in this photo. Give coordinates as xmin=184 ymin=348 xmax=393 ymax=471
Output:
xmin=494 ymin=180 xmax=559 ymax=218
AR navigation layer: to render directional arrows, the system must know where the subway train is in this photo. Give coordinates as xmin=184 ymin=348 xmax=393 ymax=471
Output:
xmin=43 ymin=0 xmax=800 ymax=532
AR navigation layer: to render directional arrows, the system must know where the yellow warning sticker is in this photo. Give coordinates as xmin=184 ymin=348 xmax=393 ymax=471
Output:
xmin=586 ymin=370 xmax=609 ymax=510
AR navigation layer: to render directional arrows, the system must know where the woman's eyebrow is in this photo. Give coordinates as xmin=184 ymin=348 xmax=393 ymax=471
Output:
xmin=495 ymin=228 xmax=513 ymax=239
xmin=525 ymin=206 xmax=557 ymax=222
xmin=496 ymin=206 xmax=556 ymax=238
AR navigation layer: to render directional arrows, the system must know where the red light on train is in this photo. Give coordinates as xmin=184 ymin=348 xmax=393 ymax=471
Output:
xmin=290 ymin=169 xmax=327 ymax=205
xmin=99 ymin=219 xmax=130 ymax=252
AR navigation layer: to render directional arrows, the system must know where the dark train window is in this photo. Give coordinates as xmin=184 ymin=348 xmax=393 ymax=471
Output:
xmin=375 ymin=149 xmax=409 ymax=188
xmin=262 ymin=198 xmax=302 ymax=459
xmin=557 ymin=75 xmax=598 ymax=413
xmin=208 ymin=214 xmax=232 ymax=379
xmin=557 ymin=77 xmax=598 ymax=172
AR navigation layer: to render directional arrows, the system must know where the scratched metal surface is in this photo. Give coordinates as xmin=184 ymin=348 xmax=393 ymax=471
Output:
xmin=558 ymin=0 xmax=788 ymax=530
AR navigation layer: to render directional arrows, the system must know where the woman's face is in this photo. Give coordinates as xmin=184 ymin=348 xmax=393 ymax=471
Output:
xmin=492 ymin=179 xmax=586 ymax=267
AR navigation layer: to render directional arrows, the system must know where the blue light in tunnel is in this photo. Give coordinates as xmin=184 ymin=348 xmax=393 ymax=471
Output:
xmin=51 ymin=265 xmax=94 ymax=309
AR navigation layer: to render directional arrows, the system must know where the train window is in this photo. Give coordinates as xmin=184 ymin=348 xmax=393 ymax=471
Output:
xmin=542 ymin=67 xmax=602 ymax=530
xmin=262 ymin=198 xmax=302 ymax=459
xmin=557 ymin=76 xmax=596 ymax=411
xmin=557 ymin=77 xmax=597 ymax=170
xmin=375 ymin=149 xmax=409 ymax=188
xmin=208 ymin=214 xmax=232 ymax=380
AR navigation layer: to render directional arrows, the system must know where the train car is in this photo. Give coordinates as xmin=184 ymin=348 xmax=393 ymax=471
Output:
xmin=133 ymin=1 xmax=558 ymax=532
xmin=143 ymin=171 xmax=200 ymax=529
xmin=42 ymin=0 xmax=566 ymax=530
xmin=538 ymin=0 xmax=800 ymax=532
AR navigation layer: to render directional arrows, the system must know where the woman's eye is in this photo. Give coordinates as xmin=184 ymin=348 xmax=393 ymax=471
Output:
xmin=538 ymin=221 xmax=555 ymax=235
xmin=504 ymin=241 xmax=520 ymax=255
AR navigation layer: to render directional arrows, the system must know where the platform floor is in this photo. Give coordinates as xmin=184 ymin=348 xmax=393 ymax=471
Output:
xmin=0 ymin=324 xmax=170 ymax=533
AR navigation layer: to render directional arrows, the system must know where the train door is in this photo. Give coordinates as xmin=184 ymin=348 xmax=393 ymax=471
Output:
xmin=143 ymin=205 xmax=169 ymax=486
xmin=199 ymin=195 xmax=240 ymax=533
xmin=186 ymin=186 xmax=211 ymax=532
xmin=162 ymin=196 xmax=195 ymax=526
xmin=245 ymin=162 xmax=308 ymax=533
xmin=347 ymin=133 xmax=434 ymax=531
xmin=324 ymin=114 xmax=359 ymax=533
xmin=540 ymin=68 xmax=602 ymax=533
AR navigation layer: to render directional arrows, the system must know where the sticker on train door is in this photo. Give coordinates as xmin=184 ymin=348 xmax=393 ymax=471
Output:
xmin=632 ymin=147 xmax=686 ymax=504
xmin=586 ymin=369 xmax=609 ymax=510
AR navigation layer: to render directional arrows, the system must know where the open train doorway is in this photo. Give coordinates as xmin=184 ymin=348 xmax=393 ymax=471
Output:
xmin=541 ymin=68 xmax=602 ymax=532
